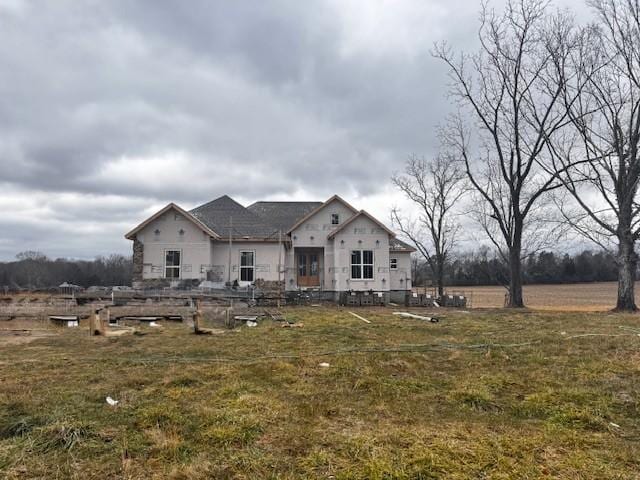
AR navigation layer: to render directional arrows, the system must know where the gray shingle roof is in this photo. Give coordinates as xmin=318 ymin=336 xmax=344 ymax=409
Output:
xmin=190 ymin=195 xmax=279 ymax=239
xmin=189 ymin=195 xmax=404 ymax=242
xmin=247 ymin=201 xmax=323 ymax=233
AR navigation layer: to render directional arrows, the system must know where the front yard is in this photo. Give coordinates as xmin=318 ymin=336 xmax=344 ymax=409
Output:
xmin=1 ymin=307 xmax=639 ymax=479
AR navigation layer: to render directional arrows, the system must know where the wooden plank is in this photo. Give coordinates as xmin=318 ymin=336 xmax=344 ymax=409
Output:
xmin=393 ymin=312 xmax=435 ymax=321
xmin=349 ymin=311 xmax=371 ymax=324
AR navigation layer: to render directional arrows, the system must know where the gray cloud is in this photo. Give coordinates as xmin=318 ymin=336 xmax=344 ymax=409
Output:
xmin=0 ymin=0 xmax=587 ymax=259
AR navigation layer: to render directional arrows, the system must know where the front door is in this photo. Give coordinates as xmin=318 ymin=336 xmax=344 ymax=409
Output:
xmin=297 ymin=251 xmax=320 ymax=287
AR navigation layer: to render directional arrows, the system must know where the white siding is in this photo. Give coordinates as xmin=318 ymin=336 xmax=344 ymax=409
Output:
xmin=290 ymin=199 xmax=356 ymax=248
xmin=389 ymin=252 xmax=412 ymax=291
xmin=137 ymin=209 xmax=211 ymax=280
xmin=209 ymin=241 xmax=285 ymax=285
xmin=332 ymin=215 xmax=391 ymax=292
xmin=289 ymin=198 xmax=357 ymax=290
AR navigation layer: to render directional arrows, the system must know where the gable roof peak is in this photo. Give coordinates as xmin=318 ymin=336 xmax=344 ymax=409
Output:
xmin=327 ymin=209 xmax=396 ymax=239
xmin=286 ymin=194 xmax=359 ymax=233
xmin=124 ymin=203 xmax=220 ymax=240
xmin=190 ymin=194 xmax=278 ymax=239
xmin=193 ymin=194 xmax=243 ymax=209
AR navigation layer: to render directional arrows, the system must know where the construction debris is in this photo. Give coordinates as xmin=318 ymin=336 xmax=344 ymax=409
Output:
xmin=105 ymin=328 xmax=135 ymax=337
xmin=120 ymin=316 xmax=163 ymax=323
xmin=49 ymin=315 xmax=79 ymax=327
xmin=253 ymin=279 xmax=285 ymax=306
xmin=393 ymin=312 xmax=439 ymax=322
xmin=349 ymin=311 xmax=371 ymax=324
xmin=265 ymin=310 xmax=285 ymax=321
xmin=281 ymin=322 xmax=303 ymax=328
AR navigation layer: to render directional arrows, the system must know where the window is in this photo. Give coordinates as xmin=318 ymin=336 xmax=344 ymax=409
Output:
xmin=240 ymin=251 xmax=255 ymax=283
xmin=165 ymin=250 xmax=181 ymax=279
xmin=390 ymin=258 xmax=398 ymax=270
xmin=331 ymin=213 xmax=340 ymax=225
xmin=351 ymin=250 xmax=374 ymax=280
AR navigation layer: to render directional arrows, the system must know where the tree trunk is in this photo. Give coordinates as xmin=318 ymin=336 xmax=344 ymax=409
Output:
xmin=507 ymin=235 xmax=525 ymax=308
xmin=436 ymin=260 xmax=445 ymax=298
xmin=615 ymin=232 xmax=637 ymax=311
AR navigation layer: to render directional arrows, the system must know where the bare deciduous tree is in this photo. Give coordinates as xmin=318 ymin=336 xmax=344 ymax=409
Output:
xmin=434 ymin=0 xmax=578 ymax=307
xmin=391 ymin=154 xmax=466 ymax=297
xmin=551 ymin=0 xmax=640 ymax=311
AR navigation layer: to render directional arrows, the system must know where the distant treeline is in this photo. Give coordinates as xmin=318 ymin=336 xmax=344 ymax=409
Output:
xmin=0 ymin=251 xmax=132 ymax=290
xmin=414 ymin=249 xmax=622 ymax=287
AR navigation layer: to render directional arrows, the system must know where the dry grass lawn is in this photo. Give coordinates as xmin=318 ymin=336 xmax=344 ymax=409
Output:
xmin=1 ymin=307 xmax=640 ymax=479
xmin=454 ymin=281 xmax=640 ymax=311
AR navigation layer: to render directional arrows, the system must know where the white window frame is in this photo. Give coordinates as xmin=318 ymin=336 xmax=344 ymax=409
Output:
xmin=390 ymin=258 xmax=398 ymax=270
xmin=164 ymin=249 xmax=181 ymax=279
xmin=351 ymin=249 xmax=374 ymax=280
xmin=331 ymin=213 xmax=340 ymax=225
xmin=239 ymin=250 xmax=256 ymax=285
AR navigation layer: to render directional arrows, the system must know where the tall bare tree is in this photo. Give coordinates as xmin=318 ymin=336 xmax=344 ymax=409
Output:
xmin=391 ymin=154 xmax=466 ymax=297
xmin=551 ymin=0 xmax=640 ymax=311
xmin=434 ymin=0 xmax=579 ymax=307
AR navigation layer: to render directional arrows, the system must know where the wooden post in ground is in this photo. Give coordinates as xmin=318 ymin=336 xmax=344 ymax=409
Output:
xmin=193 ymin=299 xmax=218 ymax=335
xmin=90 ymin=309 xmax=104 ymax=336
xmin=193 ymin=299 xmax=202 ymax=334
xmin=88 ymin=310 xmax=94 ymax=336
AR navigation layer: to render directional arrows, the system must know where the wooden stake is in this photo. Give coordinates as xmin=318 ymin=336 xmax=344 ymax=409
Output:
xmin=193 ymin=299 xmax=202 ymax=334
xmin=90 ymin=309 xmax=104 ymax=336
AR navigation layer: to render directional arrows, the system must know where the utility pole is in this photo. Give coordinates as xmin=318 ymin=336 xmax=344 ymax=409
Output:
xmin=277 ymin=229 xmax=282 ymax=308
xmin=227 ymin=216 xmax=232 ymax=285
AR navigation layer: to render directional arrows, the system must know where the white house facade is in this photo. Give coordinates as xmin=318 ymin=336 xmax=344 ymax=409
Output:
xmin=125 ymin=195 xmax=414 ymax=301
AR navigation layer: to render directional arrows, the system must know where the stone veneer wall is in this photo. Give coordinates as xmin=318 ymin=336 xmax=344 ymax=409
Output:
xmin=132 ymin=239 xmax=144 ymax=283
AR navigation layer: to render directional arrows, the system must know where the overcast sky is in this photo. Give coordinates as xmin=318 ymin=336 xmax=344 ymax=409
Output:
xmin=0 ymin=0 xmax=587 ymax=260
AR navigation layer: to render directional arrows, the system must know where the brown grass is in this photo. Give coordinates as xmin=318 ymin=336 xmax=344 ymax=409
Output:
xmin=456 ymin=281 xmax=638 ymax=311
xmin=1 ymin=307 xmax=640 ymax=478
